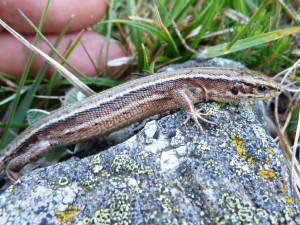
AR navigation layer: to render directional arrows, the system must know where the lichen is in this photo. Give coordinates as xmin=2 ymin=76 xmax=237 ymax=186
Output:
xmin=247 ymin=157 xmax=255 ymax=165
xmin=278 ymin=181 xmax=285 ymax=193
xmin=231 ymin=136 xmax=246 ymax=159
xmin=228 ymin=156 xmax=249 ymax=176
xmin=155 ymin=183 xmax=173 ymax=214
xmin=54 ymin=205 xmax=80 ymax=223
xmin=252 ymin=124 xmax=269 ymax=147
xmin=112 ymin=150 xmax=153 ymax=175
xmin=138 ymin=150 xmax=150 ymax=160
xmin=82 ymin=183 xmax=132 ymax=224
xmin=217 ymin=193 xmax=297 ymax=224
xmin=284 ymin=196 xmax=293 ymax=204
xmin=265 ymin=148 xmax=275 ymax=155
xmin=58 ymin=176 xmax=69 ymax=186
xmin=89 ymin=154 xmax=103 ymax=174
xmin=259 ymin=169 xmax=278 ymax=179
xmin=196 ymin=139 xmax=210 ymax=152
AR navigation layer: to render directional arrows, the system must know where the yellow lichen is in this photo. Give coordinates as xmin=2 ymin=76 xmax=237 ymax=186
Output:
xmin=278 ymin=181 xmax=285 ymax=193
xmin=231 ymin=136 xmax=246 ymax=159
xmin=54 ymin=205 xmax=80 ymax=223
xmin=247 ymin=157 xmax=255 ymax=165
xmin=284 ymin=196 xmax=293 ymax=204
xmin=258 ymin=169 xmax=278 ymax=179
xmin=265 ymin=148 xmax=275 ymax=155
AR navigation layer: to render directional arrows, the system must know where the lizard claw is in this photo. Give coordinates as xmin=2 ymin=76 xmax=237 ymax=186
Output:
xmin=182 ymin=107 xmax=216 ymax=133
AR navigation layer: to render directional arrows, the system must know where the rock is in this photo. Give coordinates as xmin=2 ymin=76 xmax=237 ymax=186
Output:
xmin=1 ymin=100 xmax=300 ymax=224
xmin=1 ymin=59 xmax=299 ymax=224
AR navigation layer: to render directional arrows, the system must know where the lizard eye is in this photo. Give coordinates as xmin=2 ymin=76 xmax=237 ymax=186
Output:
xmin=256 ymin=85 xmax=267 ymax=93
xmin=231 ymin=87 xmax=239 ymax=95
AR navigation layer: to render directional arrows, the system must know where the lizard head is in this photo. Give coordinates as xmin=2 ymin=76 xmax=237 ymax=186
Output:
xmin=230 ymin=69 xmax=281 ymax=100
xmin=205 ymin=67 xmax=282 ymax=102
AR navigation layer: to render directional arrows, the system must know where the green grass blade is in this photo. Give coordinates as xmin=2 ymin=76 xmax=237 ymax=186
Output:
xmin=0 ymin=86 xmax=30 ymax=106
xmin=0 ymin=72 xmax=18 ymax=81
xmin=170 ymin=0 xmax=194 ymax=23
xmin=18 ymin=10 xmax=96 ymax=85
xmin=101 ymin=19 xmax=179 ymax=57
xmin=0 ymin=0 xmax=51 ymax=149
xmin=231 ymin=0 xmax=248 ymax=15
xmin=154 ymin=0 xmax=169 ymax=25
xmin=141 ymin=44 xmax=150 ymax=71
xmin=203 ymin=26 xmax=300 ymax=58
xmin=278 ymin=0 xmax=300 ymax=26
xmin=190 ymin=0 xmax=219 ymax=49
xmin=126 ymin=0 xmax=145 ymax=72
xmin=55 ymin=77 xmax=121 ymax=87
xmin=12 ymin=66 xmax=48 ymax=125
xmin=225 ymin=0 xmax=271 ymax=51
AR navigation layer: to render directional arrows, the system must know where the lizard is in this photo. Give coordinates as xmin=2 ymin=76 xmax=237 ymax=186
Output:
xmin=0 ymin=66 xmax=281 ymax=181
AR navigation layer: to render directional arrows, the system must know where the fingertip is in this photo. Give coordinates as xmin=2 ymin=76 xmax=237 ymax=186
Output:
xmin=0 ymin=31 xmax=127 ymax=78
xmin=30 ymin=31 xmax=127 ymax=77
xmin=0 ymin=33 xmax=28 ymax=77
xmin=0 ymin=0 xmax=107 ymax=34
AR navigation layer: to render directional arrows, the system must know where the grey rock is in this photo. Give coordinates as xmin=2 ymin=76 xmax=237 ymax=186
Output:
xmin=1 ymin=101 xmax=299 ymax=225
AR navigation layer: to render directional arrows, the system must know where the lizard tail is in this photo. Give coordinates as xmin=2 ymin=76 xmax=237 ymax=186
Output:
xmin=0 ymin=156 xmax=8 ymax=181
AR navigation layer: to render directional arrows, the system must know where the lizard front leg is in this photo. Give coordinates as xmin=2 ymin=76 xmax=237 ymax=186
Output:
xmin=170 ymin=88 xmax=216 ymax=133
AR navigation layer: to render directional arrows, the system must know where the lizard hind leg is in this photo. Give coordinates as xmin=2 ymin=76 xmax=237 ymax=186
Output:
xmin=6 ymin=140 xmax=52 ymax=181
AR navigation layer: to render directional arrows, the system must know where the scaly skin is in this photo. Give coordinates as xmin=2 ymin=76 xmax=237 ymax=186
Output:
xmin=0 ymin=67 xmax=281 ymax=181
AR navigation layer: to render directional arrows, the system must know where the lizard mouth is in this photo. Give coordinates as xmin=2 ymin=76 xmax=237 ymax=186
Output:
xmin=272 ymin=84 xmax=282 ymax=97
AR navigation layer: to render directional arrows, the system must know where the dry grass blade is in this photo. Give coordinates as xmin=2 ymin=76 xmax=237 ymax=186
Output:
xmin=274 ymin=61 xmax=300 ymax=201
xmin=291 ymin=109 xmax=300 ymax=200
xmin=170 ymin=17 xmax=198 ymax=55
xmin=275 ymin=97 xmax=300 ymax=200
xmin=0 ymin=19 xmax=95 ymax=97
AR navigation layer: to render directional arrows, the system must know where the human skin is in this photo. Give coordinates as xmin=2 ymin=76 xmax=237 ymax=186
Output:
xmin=0 ymin=0 xmax=126 ymax=77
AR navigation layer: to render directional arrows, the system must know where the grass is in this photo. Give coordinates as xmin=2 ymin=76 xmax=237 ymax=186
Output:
xmin=0 ymin=0 xmax=300 ymax=197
